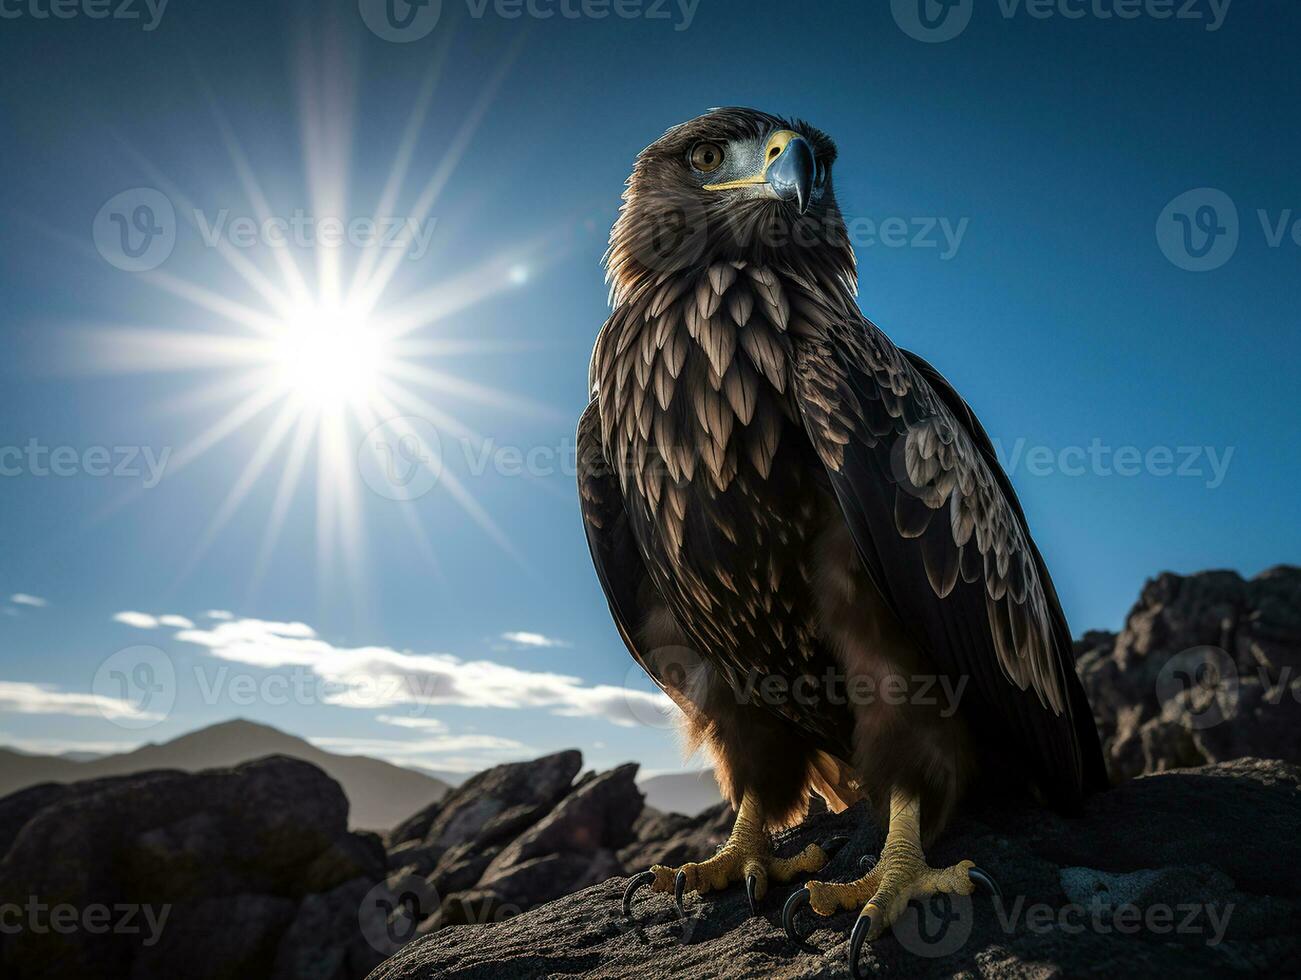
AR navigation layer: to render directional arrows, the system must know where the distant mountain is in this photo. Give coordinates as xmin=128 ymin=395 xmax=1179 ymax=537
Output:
xmin=638 ymin=769 xmax=722 ymax=815
xmin=0 ymin=719 xmax=450 ymax=831
xmin=58 ymin=751 xmax=107 ymax=763
xmin=412 ymin=767 xmax=470 ymax=787
xmin=0 ymin=748 xmax=83 ymax=792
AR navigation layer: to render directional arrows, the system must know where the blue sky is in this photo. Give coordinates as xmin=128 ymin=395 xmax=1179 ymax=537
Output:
xmin=1 ymin=0 xmax=1297 ymax=777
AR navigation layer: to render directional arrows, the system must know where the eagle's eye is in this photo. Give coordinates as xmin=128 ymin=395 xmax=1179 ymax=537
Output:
xmin=689 ymin=141 xmax=725 ymax=174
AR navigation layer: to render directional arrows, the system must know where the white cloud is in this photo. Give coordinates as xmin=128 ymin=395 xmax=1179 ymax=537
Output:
xmin=500 ymin=631 xmax=569 ymax=649
xmin=0 ymin=681 xmax=163 ymax=722
xmin=205 ymin=610 xmax=234 ymax=621
xmin=113 ymin=611 xmax=197 ymax=630
xmin=309 ymin=733 xmax=530 ymax=772
xmin=376 ymin=714 xmax=449 ymax=733
xmin=113 ymin=611 xmax=160 ymax=629
xmin=9 ymin=594 xmax=48 ymax=608
xmin=169 ymin=617 xmax=673 ymax=727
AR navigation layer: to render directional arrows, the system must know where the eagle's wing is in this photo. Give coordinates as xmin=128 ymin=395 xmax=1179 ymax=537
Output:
xmin=791 ymin=315 xmax=1108 ymax=809
xmin=577 ymin=399 xmax=692 ymax=713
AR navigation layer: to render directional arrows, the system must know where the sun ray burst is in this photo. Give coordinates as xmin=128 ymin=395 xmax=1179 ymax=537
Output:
xmin=66 ymin=28 xmax=566 ymax=607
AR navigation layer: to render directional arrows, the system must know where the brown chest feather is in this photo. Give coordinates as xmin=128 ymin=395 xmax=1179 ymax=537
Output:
xmin=592 ymin=262 xmax=803 ymax=548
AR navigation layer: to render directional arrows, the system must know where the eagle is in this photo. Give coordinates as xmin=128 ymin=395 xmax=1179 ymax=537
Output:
xmin=577 ymin=107 xmax=1107 ymax=975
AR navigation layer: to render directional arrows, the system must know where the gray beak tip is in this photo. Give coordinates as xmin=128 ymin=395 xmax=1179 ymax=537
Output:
xmin=768 ymin=136 xmax=816 ymax=215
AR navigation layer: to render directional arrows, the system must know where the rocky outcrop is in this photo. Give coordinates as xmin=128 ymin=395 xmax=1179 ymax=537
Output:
xmin=1075 ymin=566 xmax=1301 ymax=780
xmin=0 ymin=756 xmax=389 ymax=980
xmin=0 ymin=748 xmax=727 ymax=980
xmin=370 ymin=759 xmax=1301 ymax=980
xmin=377 ymin=752 xmax=730 ymax=934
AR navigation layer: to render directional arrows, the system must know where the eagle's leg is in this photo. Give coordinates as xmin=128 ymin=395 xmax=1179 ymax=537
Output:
xmin=783 ymin=787 xmax=998 ymax=976
xmin=623 ymin=790 xmax=842 ymax=918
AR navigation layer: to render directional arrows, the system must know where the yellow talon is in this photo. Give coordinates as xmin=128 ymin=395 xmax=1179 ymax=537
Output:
xmin=786 ymin=789 xmax=997 ymax=971
xmin=638 ymin=790 xmax=833 ymax=916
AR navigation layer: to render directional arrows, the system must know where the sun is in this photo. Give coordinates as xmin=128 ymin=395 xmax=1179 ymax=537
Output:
xmin=66 ymin=29 xmax=560 ymax=605
xmin=272 ymin=303 xmax=388 ymax=410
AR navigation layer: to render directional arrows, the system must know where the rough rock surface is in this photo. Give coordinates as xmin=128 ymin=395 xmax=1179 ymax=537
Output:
xmin=376 ymin=752 xmax=732 ymax=935
xmin=0 ymin=756 xmax=389 ymax=980
xmin=370 ymin=759 xmax=1301 ymax=980
xmin=1075 ymin=566 xmax=1301 ymax=780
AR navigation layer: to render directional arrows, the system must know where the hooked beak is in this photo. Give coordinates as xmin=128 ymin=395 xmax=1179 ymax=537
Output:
xmin=704 ymin=129 xmax=817 ymax=214
xmin=765 ymin=134 xmax=816 ymax=214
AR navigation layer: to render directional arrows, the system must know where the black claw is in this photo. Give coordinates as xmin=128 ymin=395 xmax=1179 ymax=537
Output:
xmin=849 ymin=912 xmax=873 ymax=980
xmin=745 ymin=874 xmax=759 ymax=916
xmin=622 ymin=870 xmax=655 ymax=918
xmin=782 ymin=887 xmax=815 ymax=944
xmin=820 ymin=835 xmax=850 ymax=860
xmin=674 ymin=869 xmax=688 ymax=917
xmin=968 ymin=866 xmax=1002 ymax=898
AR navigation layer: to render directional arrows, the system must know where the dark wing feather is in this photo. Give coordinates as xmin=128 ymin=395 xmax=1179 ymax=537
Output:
xmin=901 ymin=349 xmax=1109 ymax=799
xmin=792 ymin=319 xmax=1108 ymax=809
xmin=577 ymin=400 xmax=692 ymax=711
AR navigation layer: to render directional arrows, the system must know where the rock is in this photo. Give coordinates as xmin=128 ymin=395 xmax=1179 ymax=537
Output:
xmin=393 ymin=752 xmax=584 ymax=912
xmin=367 ymin=759 xmax=1301 ymax=980
xmin=418 ymin=751 xmax=582 ymax=861
xmin=384 ymin=839 xmax=438 ymax=878
xmin=134 ymin=894 xmax=298 ymax=980
xmin=301 ymin=832 xmax=388 ymax=895
xmin=618 ymin=802 xmax=732 ymax=872
xmin=422 ymin=762 xmax=658 ymax=930
xmin=467 ymin=764 xmax=644 ymax=913
xmin=487 ymin=763 xmax=643 ymax=871
xmin=0 ymin=783 xmax=74 ymax=857
xmin=387 ymin=803 xmax=441 ymax=851
xmin=388 ymin=755 xmax=732 ymax=938
xmin=0 ymin=757 xmax=386 ymax=980
xmin=1075 ymin=567 xmax=1301 ymax=780
xmin=273 ymin=877 xmax=390 ymax=980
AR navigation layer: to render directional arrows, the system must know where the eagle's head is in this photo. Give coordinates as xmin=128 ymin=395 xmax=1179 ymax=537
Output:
xmin=606 ymin=107 xmax=855 ymax=306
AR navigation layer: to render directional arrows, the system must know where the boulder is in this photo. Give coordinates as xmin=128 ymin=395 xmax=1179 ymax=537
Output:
xmin=1075 ymin=566 xmax=1301 ymax=780
xmin=0 ymin=756 xmax=386 ymax=980
xmin=467 ymin=763 xmax=644 ymax=913
xmin=418 ymin=751 xmax=581 ymax=859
